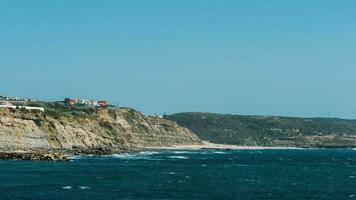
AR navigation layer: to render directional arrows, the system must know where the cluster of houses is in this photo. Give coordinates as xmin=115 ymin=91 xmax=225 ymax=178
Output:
xmin=0 ymin=104 xmax=45 ymax=112
xmin=0 ymin=95 xmax=31 ymax=102
xmin=0 ymin=93 xmax=112 ymax=112
xmin=64 ymin=98 xmax=109 ymax=108
xmin=0 ymin=95 xmax=44 ymax=112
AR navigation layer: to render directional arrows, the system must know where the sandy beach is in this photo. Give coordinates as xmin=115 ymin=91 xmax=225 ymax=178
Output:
xmin=148 ymin=141 xmax=302 ymax=150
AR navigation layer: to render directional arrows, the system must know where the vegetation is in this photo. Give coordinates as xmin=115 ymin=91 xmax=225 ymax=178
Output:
xmin=166 ymin=112 xmax=356 ymax=148
xmin=26 ymin=101 xmax=96 ymax=119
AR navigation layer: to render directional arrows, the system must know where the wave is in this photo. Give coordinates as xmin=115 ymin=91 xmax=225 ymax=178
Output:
xmin=68 ymin=154 xmax=97 ymax=160
xmin=170 ymin=150 xmax=225 ymax=155
xmin=138 ymin=151 xmax=161 ymax=155
xmin=170 ymin=150 xmax=208 ymax=154
xmin=67 ymin=155 xmax=85 ymax=160
xmin=68 ymin=149 xmax=231 ymax=161
xmin=62 ymin=186 xmax=90 ymax=190
xmin=67 ymin=151 xmax=164 ymax=161
xmin=163 ymin=172 xmax=176 ymax=175
xmin=212 ymin=151 xmax=227 ymax=154
xmin=168 ymin=156 xmax=189 ymax=159
xmin=78 ymin=186 xmax=91 ymax=190
xmin=111 ymin=151 xmax=162 ymax=160
xmin=62 ymin=186 xmax=72 ymax=190
xmin=171 ymin=151 xmax=191 ymax=154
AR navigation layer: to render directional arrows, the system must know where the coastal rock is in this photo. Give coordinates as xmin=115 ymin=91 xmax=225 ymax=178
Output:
xmin=0 ymin=151 xmax=68 ymax=161
xmin=0 ymin=107 xmax=202 ymax=158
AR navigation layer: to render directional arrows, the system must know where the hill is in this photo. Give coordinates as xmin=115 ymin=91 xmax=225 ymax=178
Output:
xmin=166 ymin=112 xmax=356 ymax=148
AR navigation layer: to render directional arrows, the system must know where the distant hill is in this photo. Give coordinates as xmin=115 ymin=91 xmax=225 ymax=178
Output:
xmin=166 ymin=112 xmax=356 ymax=148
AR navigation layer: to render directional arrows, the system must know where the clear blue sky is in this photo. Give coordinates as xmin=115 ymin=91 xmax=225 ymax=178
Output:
xmin=1 ymin=1 xmax=356 ymax=118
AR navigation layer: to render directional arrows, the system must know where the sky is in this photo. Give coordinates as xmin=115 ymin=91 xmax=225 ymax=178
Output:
xmin=1 ymin=0 xmax=356 ymax=118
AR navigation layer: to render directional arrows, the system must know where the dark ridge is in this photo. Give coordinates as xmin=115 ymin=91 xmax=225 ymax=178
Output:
xmin=166 ymin=112 xmax=356 ymax=148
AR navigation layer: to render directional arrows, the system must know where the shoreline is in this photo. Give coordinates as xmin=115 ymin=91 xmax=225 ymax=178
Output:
xmin=147 ymin=141 xmax=305 ymax=150
xmin=0 ymin=151 xmax=68 ymax=161
xmin=1 ymin=144 xmax=354 ymax=161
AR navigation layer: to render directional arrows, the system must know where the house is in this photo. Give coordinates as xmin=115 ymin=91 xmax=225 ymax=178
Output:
xmin=64 ymin=98 xmax=78 ymax=105
xmin=64 ymin=98 xmax=109 ymax=107
xmin=97 ymin=101 xmax=109 ymax=106
xmin=0 ymin=104 xmax=44 ymax=112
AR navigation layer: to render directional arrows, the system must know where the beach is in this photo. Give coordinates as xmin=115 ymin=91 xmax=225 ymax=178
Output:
xmin=148 ymin=141 xmax=302 ymax=150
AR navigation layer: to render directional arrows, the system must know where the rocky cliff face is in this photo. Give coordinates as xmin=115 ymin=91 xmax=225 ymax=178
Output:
xmin=0 ymin=108 xmax=201 ymax=154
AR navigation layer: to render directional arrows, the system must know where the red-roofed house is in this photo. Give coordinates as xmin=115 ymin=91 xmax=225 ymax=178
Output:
xmin=97 ymin=101 xmax=109 ymax=106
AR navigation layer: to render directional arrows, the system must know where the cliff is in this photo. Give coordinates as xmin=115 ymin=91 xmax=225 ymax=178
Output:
xmin=0 ymin=106 xmax=201 ymax=154
xmin=166 ymin=112 xmax=356 ymax=148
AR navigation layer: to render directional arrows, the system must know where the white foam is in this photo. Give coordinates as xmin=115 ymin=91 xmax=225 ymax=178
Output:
xmin=62 ymin=186 xmax=72 ymax=190
xmin=213 ymin=151 xmax=227 ymax=154
xmin=164 ymin=172 xmax=176 ymax=175
xmin=138 ymin=151 xmax=160 ymax=155
xmin=111 ymin=152 xmax=161 ymax=160
xmin=171 ymin=150 xmax=202 ymax=154
xmin=68 ymin=155 xmax=84 ymax=160
xmin=168 ymin=156 xmax=189 ymax=159
xmin=171 ymin=151 xmax=189 ymax=154
xmin=112 ymin=153 xmax=134 ymax=158
xmin=78 ymin=186 xmax=91 ymax=190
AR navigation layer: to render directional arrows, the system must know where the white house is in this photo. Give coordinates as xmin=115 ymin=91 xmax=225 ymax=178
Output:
xmin=0 ymin=104 xmax=44 ymax=112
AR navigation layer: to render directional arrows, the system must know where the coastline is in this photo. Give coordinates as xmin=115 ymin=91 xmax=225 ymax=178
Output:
xmin=3 ymin=142 xmax=355 ymax=161
xmin=147 ymin=141 xmax=304 ymax=150
xmin=0 ymin=151 xmax=68 ymax=161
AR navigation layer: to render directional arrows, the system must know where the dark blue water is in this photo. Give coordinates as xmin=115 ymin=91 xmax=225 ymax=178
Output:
xmin=0 ymin=149 xmax=355 ymax=200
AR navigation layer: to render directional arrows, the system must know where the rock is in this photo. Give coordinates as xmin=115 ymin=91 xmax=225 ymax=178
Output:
xmin=71 ymin=146 xmax=114 ymax=155
xmin=0 ymin=107 xmax=202 ymax=156
xmin=0 ymin=151 xmax=68 ymax=161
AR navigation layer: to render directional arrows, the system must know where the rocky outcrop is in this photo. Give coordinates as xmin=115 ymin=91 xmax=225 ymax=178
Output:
xmin=0 ymin=151 xmax=68 ymax=161
xmin=0 ymin=107 xmax=201 ymax=157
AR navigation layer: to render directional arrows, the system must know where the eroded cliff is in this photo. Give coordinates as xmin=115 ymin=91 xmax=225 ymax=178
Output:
xmin=0 ymin=107 xmax=201 ymax=154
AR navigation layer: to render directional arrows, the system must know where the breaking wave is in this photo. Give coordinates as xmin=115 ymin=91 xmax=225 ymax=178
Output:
xmin=111 ymin=151 xmax=162 ymax=160
xmin=78 ymin=186 xmax=91 ymax=190
xmin=67 ymin=155 xmax=85 ymax=160
xmin=168 ymin=156 xmax=189 ymax=159
xmin=62 ymin=186 xmax=72 ymax=190
xmin=68 ymin=149 xmax=236 ymax=161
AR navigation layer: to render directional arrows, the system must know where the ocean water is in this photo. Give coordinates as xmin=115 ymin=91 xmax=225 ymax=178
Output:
xmin=0 ymin=149 xmax=355 ymax=200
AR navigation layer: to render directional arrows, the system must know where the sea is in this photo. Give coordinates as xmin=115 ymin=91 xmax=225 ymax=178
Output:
xmin=0 ymin=149 xmax=355 ymax=200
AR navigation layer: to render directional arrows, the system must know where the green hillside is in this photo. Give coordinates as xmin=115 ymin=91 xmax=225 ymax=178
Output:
xmin=166 ymin=112 xmax=356 ymax=148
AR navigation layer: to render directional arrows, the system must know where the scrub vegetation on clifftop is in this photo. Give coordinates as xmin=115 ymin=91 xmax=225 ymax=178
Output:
xmin=166 ymin=112 xmax=356 ymax=148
